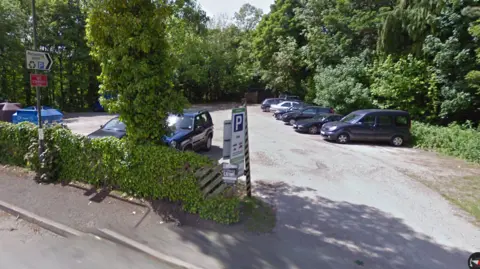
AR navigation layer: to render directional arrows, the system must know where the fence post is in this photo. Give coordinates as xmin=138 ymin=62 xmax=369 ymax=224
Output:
xmin=242 ymin=98 xmax=252 ymax=197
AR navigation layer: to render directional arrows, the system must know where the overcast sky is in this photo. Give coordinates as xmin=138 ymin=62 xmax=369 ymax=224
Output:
xmin=197 ymin=0 xmax=274 ymax=18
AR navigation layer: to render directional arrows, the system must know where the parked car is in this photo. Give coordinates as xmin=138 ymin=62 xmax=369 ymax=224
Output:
xmin=281 ymin=106 xmax=335 ymax=125
xmin=88 ymin=116 xmax=126 ymax=139
xmin=273 ymin=104 xmax=305 ymax=120
xmin=293 ymin=113 xmax=344 ymax=134
xmin=163 ymin=109 xmax=214 ymax=151
xmin=320 ymin=109 xmax=411 ymax=146
xmin=270 ymin=101 xmax=303 ymax=113
xmin=261 ymin=98 xmax=282 ymax=112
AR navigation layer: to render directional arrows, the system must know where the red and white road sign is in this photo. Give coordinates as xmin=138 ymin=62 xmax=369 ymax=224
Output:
xmin=30 ymin=74 xmax=48 ymax=87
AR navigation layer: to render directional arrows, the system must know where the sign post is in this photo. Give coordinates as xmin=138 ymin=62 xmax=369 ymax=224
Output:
xmin=28 ymin=0 xmax=53 ymax=175
xmin=241 ymin=99 xmax=252 ymax=197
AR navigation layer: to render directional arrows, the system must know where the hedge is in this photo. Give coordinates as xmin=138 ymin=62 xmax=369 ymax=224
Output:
xmin=412 ymin=121 xmax=480 ymax=163
xmin=0 ymin=122 xmax=240 ymax=224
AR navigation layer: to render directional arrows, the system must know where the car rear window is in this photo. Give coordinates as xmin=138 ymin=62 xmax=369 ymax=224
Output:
xmin=395 ymin=115 xmax=409 ymax=127
xmin=378 ymin=115 xmax=393 ymax=126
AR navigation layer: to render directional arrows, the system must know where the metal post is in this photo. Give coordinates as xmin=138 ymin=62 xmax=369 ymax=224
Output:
xmin=242 ymin=98 xmax=252 ymax=197
xmin=31 ymin=0 xmax=44 ymax=164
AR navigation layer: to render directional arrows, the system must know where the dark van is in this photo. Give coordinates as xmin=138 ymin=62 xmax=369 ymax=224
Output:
xmin=320 ymin=109 xmax=411 ymax=147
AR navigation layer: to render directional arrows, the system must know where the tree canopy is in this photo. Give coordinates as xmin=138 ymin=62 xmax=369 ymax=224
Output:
xmin=1 ymin=0 xmax=479 ymax=134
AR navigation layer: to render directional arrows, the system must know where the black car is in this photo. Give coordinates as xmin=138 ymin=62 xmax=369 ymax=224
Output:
xmin=87 ymin=117 xmax=126 ymax=139
xmin=261 ymin=98 xmax=281 ymax=112
xmin=293 ymin=113 xmax=344 ymax=134
xmin=281 ymin=106 xmax=335 ymax=125
xmin=320 ymin=109 xmax=411 ymax=147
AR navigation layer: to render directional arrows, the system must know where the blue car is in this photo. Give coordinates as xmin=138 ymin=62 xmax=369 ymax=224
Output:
xmin=89 ymin=109 xmax=214 ymax=152
xmin=163 ymin=109 xmax=214 ymax=151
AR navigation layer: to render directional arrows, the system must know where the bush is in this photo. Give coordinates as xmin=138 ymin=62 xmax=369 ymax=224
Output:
xmin=412 ymin=121 xmax=480 ymax=163
xmin=0 ymin=122 xmax=240 ymax=224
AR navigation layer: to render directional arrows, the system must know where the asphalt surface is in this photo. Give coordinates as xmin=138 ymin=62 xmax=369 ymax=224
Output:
xmin=0 ymin=210 xmax=178 ymax=269
xmin=28 ymin=104 xmax=479 ymax=269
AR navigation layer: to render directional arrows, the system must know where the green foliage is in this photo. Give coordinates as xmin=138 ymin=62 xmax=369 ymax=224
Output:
xmin=0 ymin=122 xmax=36 ymax=166
xmin=412 ymin=121 xmax=480 ymax=163
xmin=0 ymin=122 xmax=240 ymax=224
xmin=312 ymin=55 xmax=373 ymax=114
xmin=86 ymin=0 xmax=188 ymax=143
xmin=370 ymin=54 xmax=440 ymax=121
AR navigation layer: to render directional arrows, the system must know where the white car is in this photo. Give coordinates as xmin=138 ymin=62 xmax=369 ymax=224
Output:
xmin=270 ymin=101 xmax=302 ymax=113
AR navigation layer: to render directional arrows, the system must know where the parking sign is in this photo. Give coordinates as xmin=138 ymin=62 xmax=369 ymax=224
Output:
xmin=230 ymin=107 xmax=246 ymax=174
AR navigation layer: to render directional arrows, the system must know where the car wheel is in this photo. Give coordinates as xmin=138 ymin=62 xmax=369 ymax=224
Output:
xmin=391 ymin=135 xmax=404 ymax=147
xmin=308 ymin=126 xmax=318 ymax=134
xmin=289 ymin=119 xmax=296 ymax=125
xmin=336 ymin=133 xmax=350 ymax=144
xmin=204 ymin=135 xmax=212 ymax=151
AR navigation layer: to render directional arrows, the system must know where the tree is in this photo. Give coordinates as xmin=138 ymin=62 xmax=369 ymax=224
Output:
xmin=234 ymin=3 xmax=263 ymax=31
xmin=370 ymin=54 xmax=440 ymax=121
xmin=86 ymin=0 xmax=187 ymax=143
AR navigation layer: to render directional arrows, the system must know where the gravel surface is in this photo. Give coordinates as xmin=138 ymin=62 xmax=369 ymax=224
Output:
xmin=58 ymin=104 xmax=480 ymax=269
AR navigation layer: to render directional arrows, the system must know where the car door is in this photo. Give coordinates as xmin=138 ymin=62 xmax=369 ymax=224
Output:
xmin=204 ymin=111 xmax=214 ymax=136
xmin=192 ymin=114 xmax=207 ymax=150
xmin=374 ymin=114 xmax=395 ymax=141
xmin=349 ymin=114 xmax=376 ymax=141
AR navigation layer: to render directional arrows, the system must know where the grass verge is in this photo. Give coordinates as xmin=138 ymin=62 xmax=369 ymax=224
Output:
xmin=440 ymin=175 xmax=480 ymax=224
xmin=406 ymin=171 xmax=480 ymax=225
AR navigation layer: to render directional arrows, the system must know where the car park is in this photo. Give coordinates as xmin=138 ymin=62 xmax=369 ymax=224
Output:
xmin=261 ymin=98 xmax=282 ymax=112
xmin=281 ymin=106 xmax=335 ymax=125
xmin=163 ymin=109 xmax=214 ymax=151
xmin=320 ymin=109 xmax=411 ymax=146
xmin=293 ymin=113 xmax=343 ymax=134
xmin=270 ymin=101 xmax=303 ymax=113
xmin=87 ymin=116 xmax=126 ymax=139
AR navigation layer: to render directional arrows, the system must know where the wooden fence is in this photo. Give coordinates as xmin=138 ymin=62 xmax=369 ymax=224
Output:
xmin=194 ymin=164 xmax=229 ymax=198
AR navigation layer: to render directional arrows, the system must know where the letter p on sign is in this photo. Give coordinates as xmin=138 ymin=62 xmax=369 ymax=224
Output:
xmin=233 ymin=114 xmax=244 ymax=132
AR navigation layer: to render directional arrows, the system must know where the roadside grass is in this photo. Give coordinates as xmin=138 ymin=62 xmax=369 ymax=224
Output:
xmin=439 ymin=175 xmax=480 ymax=224
xmin=405 ymin=171 xmax=480 ymax=225
xmin=239 ymin=197 xmax=277 ymax=234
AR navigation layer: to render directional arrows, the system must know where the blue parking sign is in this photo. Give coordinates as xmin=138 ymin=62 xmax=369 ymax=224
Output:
xmin=38 ymin=62 xmax=45 ymax=69
xmin=233 ymin=114 xmax=244 ymax=132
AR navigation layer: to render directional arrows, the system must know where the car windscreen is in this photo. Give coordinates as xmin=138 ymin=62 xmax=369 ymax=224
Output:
xmin=313 ymin=113 xmax=330 ymax=120
xmin=102 ymin=118 xmax=126 ymax=131
xmin=340 ymin=113 xmax=363 ymax=123
xmin=167 ymin=115 xmax=194 ymax=131
xmin=263 ymin=99 xmax=276 ymax=104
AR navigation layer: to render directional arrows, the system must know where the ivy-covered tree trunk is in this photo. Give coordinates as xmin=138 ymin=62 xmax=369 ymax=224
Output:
xmin=86 ymin=0 xmax=187 ymax=143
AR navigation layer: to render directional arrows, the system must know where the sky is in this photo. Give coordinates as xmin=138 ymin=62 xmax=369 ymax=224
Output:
xmin=197 ymin=0 xmax=274 ymax=18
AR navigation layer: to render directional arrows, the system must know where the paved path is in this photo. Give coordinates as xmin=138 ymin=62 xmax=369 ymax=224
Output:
xmin=0 ymin=210 xmax=177 ymax=269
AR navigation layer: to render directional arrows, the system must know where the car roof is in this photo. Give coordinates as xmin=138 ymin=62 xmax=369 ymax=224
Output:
xmin=352 ymin=109 xmax=409 ymax=116
xmin=182 ymin=109 xmax=208 ymax=116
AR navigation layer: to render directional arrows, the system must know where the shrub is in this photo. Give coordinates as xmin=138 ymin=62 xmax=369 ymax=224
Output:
xmin=412 ymin=121 xmax=480 ymax=163
xmin=0 ymin=122 xmax=240 ymax=224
